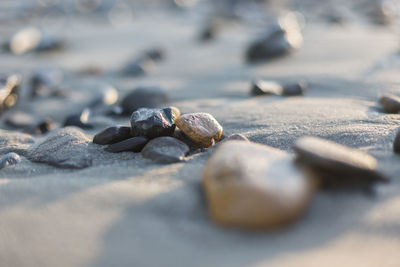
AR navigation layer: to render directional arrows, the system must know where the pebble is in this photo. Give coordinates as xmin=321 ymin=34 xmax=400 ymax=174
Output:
xmin=121 ymin=86 xmax=169 ymax=115
xmin=24 ymin=118 xmax=56 ymax=135
xmin=105 ymin=136 xmax=148 ymax=153
xmin=143 ymin=48 xmax=165 ymax=62
xmin=393 ymin=128 xmax=400 ymax=153
xmin=379 ymin=94 xmax=400 ymax=113
xmin=0 ymin=74 xmax=20 ymax=114
xmin=282 ymin=81 xmax=308 ymax=96
xmin=141 ymin=136 xmax=189 ymax=163
xmin=63 ymin=109 xmax=94 ymax=129
xmin=245 ymin=13 xmax=303 ymax=63
xmin=130 ymin=107 xmax=179 ymax=139
xmin=6 ymin=27 xmax=63 ymax=55
xmin=0 ymin=152 xmax=21 ymax=169
xmin=27 ymin=127 xmax=92 ymax=169
xmin=202 ymin=141 xmax=314 ymax=229
xmin=5 ymin=112 xmax=36 ymax=129
xmin=250 ymin=80 xmax=283 ymax=96
xmin=175 ymin=112 xmax=223 ymax=147
xmin=87 ymin=85 xmax=119 ymax=109
xmin=120 ymin=57 xmax=153 ymax=77
xmin=93 ymin=126 xmax=132 ymax=145
xmin=293 ymin=136 xmax=387 ymax=188
xmin=30 ymin=69 xmax=63 ymax=98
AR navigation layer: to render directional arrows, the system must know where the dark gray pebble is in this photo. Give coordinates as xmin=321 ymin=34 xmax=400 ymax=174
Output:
xmin=93 ymin=126 xmax=132 ymax=145
xmin=141 ymin=136 xmax=189 ymax=163
xmin=393 ymin=128 xmax=400 ymax=153
xmin=121 ymin=86 xmax=168 ymax=115
xmin=282 ymin=81 xmax=307 ymax=96
xmin=105 ymin=136 xmax=148 ymax=153
xmin=130 ymin=107 xmax=179 ymax=139
xmin=63 ymin=109 xmax=93 ymax=129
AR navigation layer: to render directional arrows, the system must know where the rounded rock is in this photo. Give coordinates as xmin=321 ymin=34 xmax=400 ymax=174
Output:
xmin=175 ymin=112 xmax=223 ymax=147
xmin=282 ymin=81 xmax=307 ymax=96
xmin=121 ymin=86 xmax=168 ymax=115
xmin=130 ymin=107 xmax=179 ymax=139
xmin=141 ymin=136 xmax=189 ymax=164
xmin=379 ymin=94 xmax=400 ymax=113
xmin=202 ymin=141 xmax=314 ymax=229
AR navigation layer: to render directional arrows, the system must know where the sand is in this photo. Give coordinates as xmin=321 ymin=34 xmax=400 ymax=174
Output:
xmin=0 ymin=5 xmax=399 ymax=267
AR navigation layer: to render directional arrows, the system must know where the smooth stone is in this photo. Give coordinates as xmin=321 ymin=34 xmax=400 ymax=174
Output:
xmin=175 ymin=112 xmax=223 ymax=147
xmin=120 ymin=57 xmax=153 ymax=77
xmin=5 ymin=112 xmax=36 ymax=128
xmin=202 ymin=141 xmax=314 ymax=229
xmin=29 ymin=69 xmax=63 ymax=98
xmin=23 ymin=118 xmax=56 ymax=135
xmin=0 ymin=74 xmax=20 ymax=114
xmin=27 ymin=127 xmax=92 ymax=169
xmin=393 ymin=128 xmax=400 ymax=153
xmin=6 ymin=27 xmax=63 ymax=55
xmin=282 ymin=81 xmax=307 ymax=96
xmin=87 ymin=85 xmax=119 ymax=109
xmin=250 ymin=80 xmax=283 ymax=96
xmin=120 ymin=86 xmax=168 ymax=115
xmin=93 ymin=126 xmax=132 ymax=145
xmin=379 ymin=94 xmax=400 ymax=113
xmin=105 ymin=136 xmax=148 ymax=153
xmin=173 ymin=130 xmax=204 ymax=150
xmin=245 ymin=13 xmax=303 ymax=63
xmin=293 ymin=136 xmax=387 ymax=188
xmin=199 ymin=21 xmax=218 ymax=42
xmin=143 ymin=48 xmax=165 ymax=61
xmin=63 ymin=109 xmax=94 ymax=129
xmin=141 ymin=136 xmax=189 ymax=163
xmin=130 ymin=107 xmax=179 ymax=139
xmin=0 ymin=152 xmax=21 ymax=169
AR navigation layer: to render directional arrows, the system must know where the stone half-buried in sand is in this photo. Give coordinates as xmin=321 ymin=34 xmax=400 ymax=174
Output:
xmin=175 ymin=112 xmax=223 ymax=148
xmin=292 ymin=136 xmax=388 ymax=189
xmin=202 ymin=140 xmax=315 ymax=229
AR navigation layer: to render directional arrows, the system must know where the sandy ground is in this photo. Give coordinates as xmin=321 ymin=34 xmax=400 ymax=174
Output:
xmin=0 ymin=6 xmax=399 ymax=267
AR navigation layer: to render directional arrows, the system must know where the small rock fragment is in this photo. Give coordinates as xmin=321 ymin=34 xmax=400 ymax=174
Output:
xmin=27 ymin=127 xmax=92 ymax=169
xmin=141 ymin=136 xmax=189 ymax=163
xmin=203 ymin=141 xmax=313 ymax=229
xmin=63 ymin=109 xmax=93 ymax=129
xmin=105 ymin=136 xmax=148 ymax=153
xmin=93 ymin=126 xmax=132 ymax=145
xmin=250 ymin=80 xmax=283 ymax=96
xmin=393 ymin=128 xmax=400 ymax=154
xmin=246 ymin=13 xmax=303 ymax=63
xmin=121 ymin=86 xmax=168 ymax=115
xmin=0 ymin=152 xmax=21 ymax=168
xmin=175 ymin=112 xmax=223 ymax=147
xmin=293 ymin=136 xmax=387 ymax=188
xmin=130 ymin=107 xmax=179 ymax=139
xmin=0 ymin=74 xmax=20 ymax=114
xmin=282 ymin=81 xmax=307 ymax=96
xmin=379 ymin=94 xmax=400 ymax=113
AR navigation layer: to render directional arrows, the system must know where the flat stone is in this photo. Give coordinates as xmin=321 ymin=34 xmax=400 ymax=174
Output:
xmin=27 ymin=127 xmax=92 ymax=169
xmin=202 ymin=141 xmax=314 ymax=229
xmin=93 ymin=126 xmax=132 ymax=145
xmin=379 ymin=94 xmax=400 ymax=113
xmin=293 ymin=136 xmax=387 ymax=188
xmin=245 ymin=13 xmax=303 ymax=63
xmin=120 ymin=86 xmax=168 ymax=115
xmin=0 ymin=129 xmax=34 ymax=155
xmin=0 ymin=152 xmax=21 ymax=169
xmin=63 ymin=109 xmax=94 ymax=129
xmin=250 ymin=80 xmax=283 ymax=96
xmin=105 ymin=136 xmax=148 ymax=153
xmin=141 ymin=136 xmax=189 ymax=163
xmin=175 ymin=112 xmax=223 ymax=147
xmin=130 ymin=107 xmax=179 ymax=139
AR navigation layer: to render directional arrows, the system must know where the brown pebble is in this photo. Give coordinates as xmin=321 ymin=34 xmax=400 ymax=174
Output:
xmin=175 ymin=112 xmax=223 ymax=148
xmin=379 ymin=94 xmax=400 ymax=113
